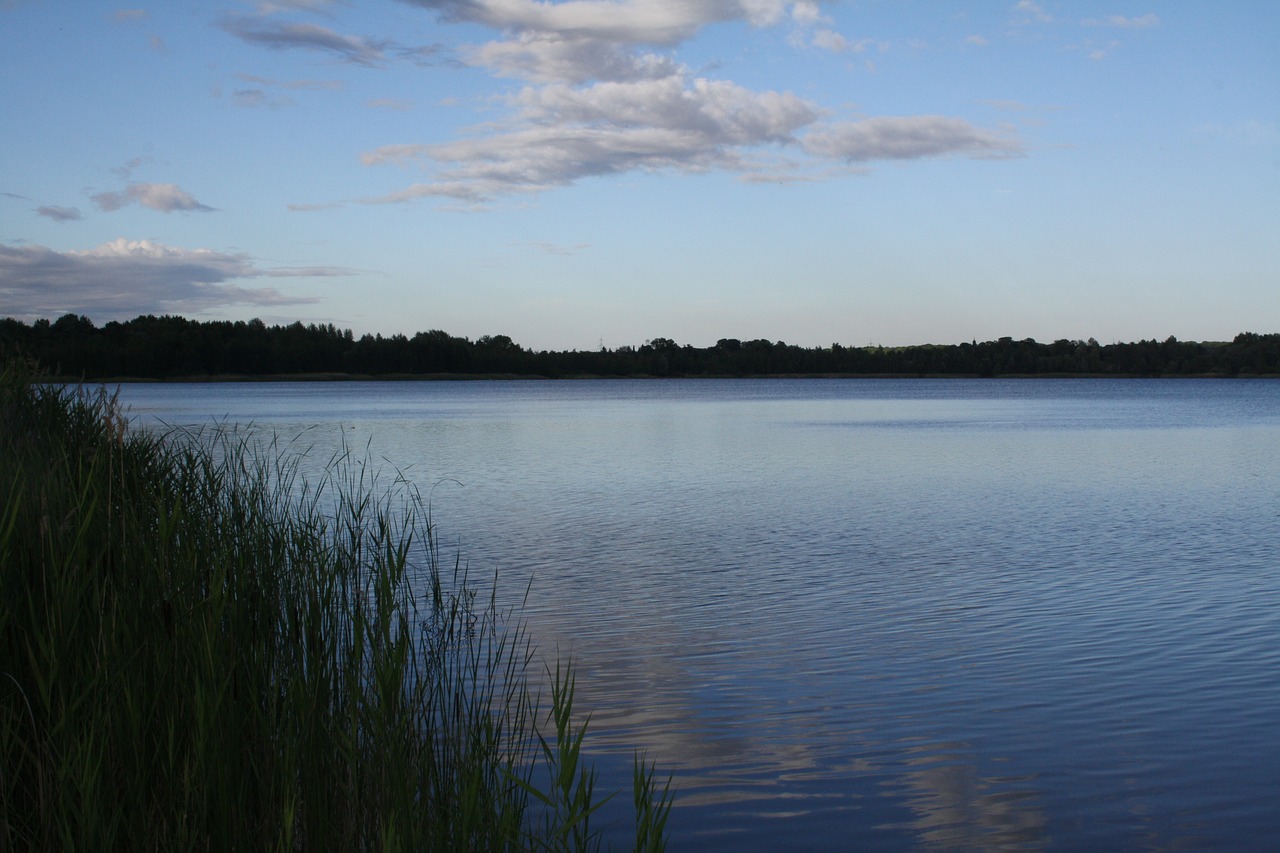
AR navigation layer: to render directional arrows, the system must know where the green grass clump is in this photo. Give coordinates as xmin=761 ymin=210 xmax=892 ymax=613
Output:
xmin=0 ymin=361 xmax=671 ymax=850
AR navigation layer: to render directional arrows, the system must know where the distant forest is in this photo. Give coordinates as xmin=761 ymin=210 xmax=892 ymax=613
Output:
xmin=3 ymin=314 xmax=1280 ymax=379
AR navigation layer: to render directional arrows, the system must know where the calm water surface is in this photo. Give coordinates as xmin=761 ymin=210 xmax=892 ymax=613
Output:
xmin=121 ymin=379 xmax=1280 ymax=851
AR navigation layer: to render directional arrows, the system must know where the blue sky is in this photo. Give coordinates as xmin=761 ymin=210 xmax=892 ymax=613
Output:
xmin=2 ymin=1 xmax=1277 ymax=349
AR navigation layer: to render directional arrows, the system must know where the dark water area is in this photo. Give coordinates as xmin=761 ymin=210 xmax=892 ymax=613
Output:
xmin=121 ymin=378 xmax=1280 ymax=851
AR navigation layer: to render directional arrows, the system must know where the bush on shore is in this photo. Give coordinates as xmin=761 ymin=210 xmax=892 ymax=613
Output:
xmin=0 ymin=361 xmax=671 ymax=851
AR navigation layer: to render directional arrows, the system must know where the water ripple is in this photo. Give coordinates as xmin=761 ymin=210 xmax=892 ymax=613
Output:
xmin=121 ymin=378 xmax=1280 ymax=851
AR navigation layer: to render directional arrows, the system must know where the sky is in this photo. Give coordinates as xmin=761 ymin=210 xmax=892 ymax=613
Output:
xmin=1 ymin=1 xmax=1277 ymax=350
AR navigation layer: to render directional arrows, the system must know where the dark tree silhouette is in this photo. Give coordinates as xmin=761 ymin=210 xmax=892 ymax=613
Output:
xmin=2 ymin=314 xmax=1277 ymax=380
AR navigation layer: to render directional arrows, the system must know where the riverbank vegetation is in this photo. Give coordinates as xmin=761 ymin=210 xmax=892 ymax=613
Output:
xmin=0 ymin=361 xmax=671 ymax=850
xmin=3 ymin=314 xmax=1279 ymax=379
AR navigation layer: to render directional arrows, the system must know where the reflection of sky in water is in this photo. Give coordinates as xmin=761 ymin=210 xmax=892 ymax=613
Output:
xmin=119 ymin=379 xmax=1280 ymax=850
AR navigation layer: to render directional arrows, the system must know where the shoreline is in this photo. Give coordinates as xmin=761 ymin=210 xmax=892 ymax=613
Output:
xmin=61 ymin=370 xmax=1280 ymax=383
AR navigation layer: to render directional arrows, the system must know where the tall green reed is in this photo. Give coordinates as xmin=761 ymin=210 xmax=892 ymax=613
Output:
xmin=0 ymin=361 xmax=671 ymax=851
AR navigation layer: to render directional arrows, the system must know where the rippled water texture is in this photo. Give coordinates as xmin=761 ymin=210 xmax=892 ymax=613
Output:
xmin=123 ymin=379 xmax=1280 ymax=851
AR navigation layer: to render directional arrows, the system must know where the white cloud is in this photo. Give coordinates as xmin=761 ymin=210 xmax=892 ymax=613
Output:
xmin=365 ymin=124 xmax=735 ymax=202
xmin=113 ymin=155 xmax=153 ymax=179
xmin=220 ymin=18 xmax=390 ymax=65
xmin=221 ymin=14 xmax=445 ymax=68
xmin=790 ymin=1 xmax=825 ymax=26
xmin=0 ymin=239 xmax=341 ymax=319
xmin=361 ymin=2 xmax=829 ymax=201
xmin=516 ymin=77 xmax=818 ymax=144
xmin=233 ymin=88 xmax=292 ymax=108
xmin=808 ymin=29 xmax=874 ymax=55
xmin=360 ymin=143 xmax=432 ymax=167
xmin=403 ymin=0 xmax=789 ymax=47
xmin=1081 ymin=39 xmax=1122 ymax=61
xmin=93 ymin=182 xmax=214 ymax=213
xmin=1013 ymin=1 xmax=1052 ymax=24
xmin=254 ymin=0 xmax=341 ymax=13
xmin=362 ymin=73 xmax=820 ymax=201
xmin=467 ymin=32 xmax=681 ymax=83
xmin=1084 ymin=14 xmax=1159 ymax=29
xmin=36 ymin=205 xmax=84 ymax=222
xmin=802 ymin=116 xmax=1024 ymax=162
xmin=351 ymin=1 xmax=1025 ymax=204
xmin=811 ymin=29 xmax=847 ymax=53
xmin=362 ymin=98 xmax=1021 ymax=204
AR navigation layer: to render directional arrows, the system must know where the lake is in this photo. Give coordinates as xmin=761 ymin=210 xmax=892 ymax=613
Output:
xmin=119 ymin=378 xmax=1280 ymax=851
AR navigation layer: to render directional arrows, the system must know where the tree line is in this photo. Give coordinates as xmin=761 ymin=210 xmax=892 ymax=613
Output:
xmin=2 ymin=314 xmax=1279 ymax=379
